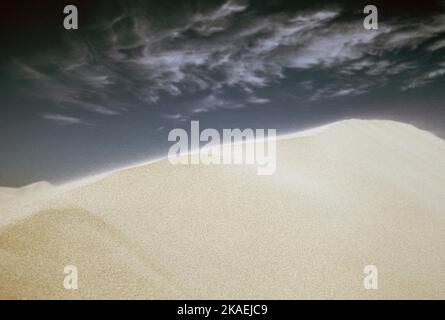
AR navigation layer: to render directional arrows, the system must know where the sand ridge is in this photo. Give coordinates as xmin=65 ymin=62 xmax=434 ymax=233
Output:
xmin=1 ymin=119 xmax=444 ymax=299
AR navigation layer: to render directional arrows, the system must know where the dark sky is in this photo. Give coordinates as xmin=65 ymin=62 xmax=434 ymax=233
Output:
xmin=1 ymin=0 xmax=445 ymax=186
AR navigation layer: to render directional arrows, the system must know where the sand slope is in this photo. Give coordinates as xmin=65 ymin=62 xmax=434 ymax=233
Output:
xmin=1 ymin=120 xmax=444 ymax=299
xmin=0 ymin=181 xmax=52 ymax=201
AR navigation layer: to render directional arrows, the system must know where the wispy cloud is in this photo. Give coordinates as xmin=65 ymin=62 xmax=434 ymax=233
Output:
xmin=189 ymin=0 xmax=247 ymax=36
xmin=428 ymin=39 xmax=445 ymax=51
xmin=161 ymin=113 xmax=189 ymax=122
xmin=402 ymin=61 xmax=445 ymax=90
xmin=9 ymin=1 xmax=445 ymax=119
xmin=41 ymin=113 xmax=92 ymax=126
xmin=247 ymin=96 xmax=270 ymax=104
xmin=384 ymin=14 xmax=445 ymax=49
xmin=310 ymin=84 xmax=371 ymax=101
xmin=192 ymin=94 xmax=244 ymax=113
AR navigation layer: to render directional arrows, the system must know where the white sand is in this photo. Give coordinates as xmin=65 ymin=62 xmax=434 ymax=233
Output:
xmin=1 ymin=119 xmax=444 ymax=299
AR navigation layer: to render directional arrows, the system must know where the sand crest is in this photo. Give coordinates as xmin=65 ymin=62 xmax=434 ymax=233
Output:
xmin=1 ymin=120 xmax=444 ymax=299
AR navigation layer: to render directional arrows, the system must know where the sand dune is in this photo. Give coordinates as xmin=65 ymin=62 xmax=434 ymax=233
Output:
xmin=0 ymin=181 xmax=51 ymax=212
xmin=1 ymin=120 xmax=445 ymax=299
xmin=0 ymin=181 xmax=54 ymax=226
xmin=0 ymin=181 xmax=52 ymax=199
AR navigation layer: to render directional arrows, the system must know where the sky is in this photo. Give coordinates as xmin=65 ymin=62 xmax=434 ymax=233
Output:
xmin=0 ymin=0 xmax=445 ymax=186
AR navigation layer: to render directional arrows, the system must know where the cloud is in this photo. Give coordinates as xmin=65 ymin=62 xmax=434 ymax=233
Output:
xmin=161 ymin=113 xmax=189 ymax=122
xmin=189 ymin=0 xmax=247 ymax=36
xmin=384 ymin=14 xmax=445 ymax=49
xmin=247 ymin=96 xmax=270 ymax=104
xmin=428 ymin=39 xmax=445 ymax=51
xmin=14 ymin=60 xmax=123 ymax=116
xmin=401 ymin=62 xmax=445 ymax=90
xmin=41 ymin=113 xmax=92 ymax=126
xmin=310 ymin=84 xmax=371 ymax=101
xmin=10 ymin=1 xmax=445 ymax=118
xmin=192 ymin=94 xmax=244 ymax=113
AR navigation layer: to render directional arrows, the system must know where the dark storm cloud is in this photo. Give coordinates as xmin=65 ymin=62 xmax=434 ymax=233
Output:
xmin=6 ymin=0 xmax=445 ymax=126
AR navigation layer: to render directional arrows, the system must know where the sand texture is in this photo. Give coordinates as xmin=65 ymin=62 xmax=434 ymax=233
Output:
xmin=1 ymin=120 xmax=444 ymax=299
